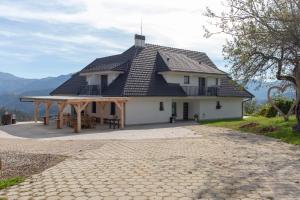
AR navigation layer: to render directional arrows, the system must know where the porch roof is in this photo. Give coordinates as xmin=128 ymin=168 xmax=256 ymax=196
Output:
xmin=20 ymin=95 xmax=129 ymax=103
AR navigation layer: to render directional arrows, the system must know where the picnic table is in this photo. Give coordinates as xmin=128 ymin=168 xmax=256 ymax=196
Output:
xmin=107 ymin=118 xmax=120 ymax=129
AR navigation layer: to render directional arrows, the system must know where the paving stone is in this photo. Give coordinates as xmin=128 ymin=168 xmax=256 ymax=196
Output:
xmin=1 ymin=125 xmax=300 ymax=199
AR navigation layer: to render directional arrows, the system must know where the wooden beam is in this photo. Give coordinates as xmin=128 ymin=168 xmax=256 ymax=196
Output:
xmin=34 ymin=101 xmax=40 ymax=123
xmin=44 ymin=101 xmax=52 ymax=125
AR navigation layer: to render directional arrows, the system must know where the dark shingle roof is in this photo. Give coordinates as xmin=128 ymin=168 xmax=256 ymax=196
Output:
xmin=80 ymin=46 xmax=138 ymax=73
xmin=51 ymin=43 xmax=253 ymax=98
xmin=50 ymin=72 xmax=86 ymax=95
xmin=158 ymin=51 xmax=226 ymax=74
xmin=218 ymin=77 xmax=254 ymax=98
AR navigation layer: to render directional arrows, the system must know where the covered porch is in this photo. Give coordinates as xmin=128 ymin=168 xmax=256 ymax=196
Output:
xmin=20 ymin=96 xmax=129 ymax=133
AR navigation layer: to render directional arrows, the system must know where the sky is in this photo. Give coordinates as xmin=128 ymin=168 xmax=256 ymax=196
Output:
xmin=0 ymin=0 xmax=228 ymax=79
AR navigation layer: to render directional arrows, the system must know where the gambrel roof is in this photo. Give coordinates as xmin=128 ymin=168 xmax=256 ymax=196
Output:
xmin=51 ymin=43 xmax=253 ymax=98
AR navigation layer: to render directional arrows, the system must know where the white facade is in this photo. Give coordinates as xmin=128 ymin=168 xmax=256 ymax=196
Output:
xmin=159 ymin=71 xmax=223 ymax=87
xmin=124 ymin=97 xmax=243 ymax=125
xmin=125 ymin=98 xmax=172 ymax=125
xmin=70 ymin=71 xmax=245 ymax=125
xmin=81 ymin=71 xmax=122 ymax=86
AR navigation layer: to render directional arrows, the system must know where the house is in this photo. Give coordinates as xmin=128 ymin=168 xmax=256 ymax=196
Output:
xmin=21 ymin=34 xmax=253 ymax=132
xmin=49 ymin=34 xmax=253 ymax=125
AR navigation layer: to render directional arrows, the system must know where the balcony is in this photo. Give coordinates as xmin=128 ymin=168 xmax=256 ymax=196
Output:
xmin=181 ymin=86 xmax=219 ymax=96
xmin=79 ymin=85 xmax=102 ymax=96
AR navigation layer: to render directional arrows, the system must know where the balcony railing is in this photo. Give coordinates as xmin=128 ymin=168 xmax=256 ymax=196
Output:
xmin=181 ymin=86 xmax=219 ymax=96
xmin=79 ymin=85 xmax=102 ymax=96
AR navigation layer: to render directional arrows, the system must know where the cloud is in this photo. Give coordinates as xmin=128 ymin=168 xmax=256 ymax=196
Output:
xmin=0 ymin=0 xmax=228 ymax=57
xmin=0 ymin=0 xmax=231 ymax=78
xmin=32 ymin=32 xmax=126 ymax=49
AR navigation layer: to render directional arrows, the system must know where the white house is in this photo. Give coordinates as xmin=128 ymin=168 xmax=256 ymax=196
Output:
xmin=49 ymin=34 xmax=253 ymax=126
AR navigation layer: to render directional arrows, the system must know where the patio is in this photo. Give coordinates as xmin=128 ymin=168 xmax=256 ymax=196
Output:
xmin=20 ymin=96 xmax=129 ymax=133
xmin=0 ymin=121 xmax=197 ymax=140
xmin=1 ymin=124 xmax=300 ymax=199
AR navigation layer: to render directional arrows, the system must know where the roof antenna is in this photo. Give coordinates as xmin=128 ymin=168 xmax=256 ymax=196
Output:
xmin=140 ymin=17 xmax=143 ymax=35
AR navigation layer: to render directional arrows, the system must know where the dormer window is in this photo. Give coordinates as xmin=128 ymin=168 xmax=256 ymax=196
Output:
xmin=184 ymin=76 xmax=190 ymax=84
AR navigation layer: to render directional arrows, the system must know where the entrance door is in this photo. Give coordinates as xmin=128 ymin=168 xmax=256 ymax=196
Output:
xmin=183 ymin=102 xmax=189 ymax=120
xmin=198 ymin=77 xmax=206 ymax=95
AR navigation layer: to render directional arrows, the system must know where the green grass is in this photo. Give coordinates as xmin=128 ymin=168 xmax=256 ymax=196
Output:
xmin=201 ymin=116 xmax=300 ymax=145
xmin=0 ymin=177 xmax=24 ymax=190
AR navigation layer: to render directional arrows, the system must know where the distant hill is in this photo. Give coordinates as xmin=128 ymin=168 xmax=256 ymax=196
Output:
xmin=0 ymin=72 xmax=71 ymax=115
xmin=245 ymin=80 xmax=296 ymax=103
xmin=0 ymin=72 xmax=71 ymax=95
xmin=0 ymin=71 xmax=296 ymax=118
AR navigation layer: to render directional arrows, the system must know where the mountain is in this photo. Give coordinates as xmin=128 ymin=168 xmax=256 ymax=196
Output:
xmin=0 ymin=72 xmax=71 ymax=115
xmin=0 ymin=72 xmax=71 ymax=95
xmin=245 ymin=80 xmax=296 ymax=103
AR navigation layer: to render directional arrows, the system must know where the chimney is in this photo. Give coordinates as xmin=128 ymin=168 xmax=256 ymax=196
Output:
xmin=134 ymin=34 xmax=145 ymax=47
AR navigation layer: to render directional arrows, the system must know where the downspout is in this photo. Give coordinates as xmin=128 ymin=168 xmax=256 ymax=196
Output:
xmin=242 ymin=98 xmax=252 ymax=118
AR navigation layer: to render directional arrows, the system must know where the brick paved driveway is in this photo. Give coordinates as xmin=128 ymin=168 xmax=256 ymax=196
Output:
xmin=1 ymin=125 xmax=300 ymax=199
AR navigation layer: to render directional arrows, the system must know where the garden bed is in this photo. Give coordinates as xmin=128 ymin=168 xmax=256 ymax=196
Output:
xmin=0 ymin=152 xmax=66 ymax=189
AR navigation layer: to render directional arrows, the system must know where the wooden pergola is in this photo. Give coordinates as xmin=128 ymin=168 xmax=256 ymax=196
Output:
xmin=20 ymin=96 xmax=129 ymax=133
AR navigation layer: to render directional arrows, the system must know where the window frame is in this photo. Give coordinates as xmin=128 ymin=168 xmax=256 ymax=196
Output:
xmin=184 ymin=76 xmax=190 ymax=84
xmin=172 ymin=102 xmax=177 ymax=116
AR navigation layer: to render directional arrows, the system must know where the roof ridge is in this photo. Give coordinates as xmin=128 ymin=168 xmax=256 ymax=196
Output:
xmin=145 ymin=43 xmax=206 ymax=55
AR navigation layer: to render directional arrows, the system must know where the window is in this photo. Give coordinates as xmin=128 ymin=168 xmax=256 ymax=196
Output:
xmin=159 ymin=102 xmax=164 ymax=111
xmin=215 ymin=78 xmax=219 ymax=86
xmin=172 ymin=102 xmax=177 ymax=116
xmin=184 ymin=76 xmax=190 ymax=84
xmin=216 ymin=101 xmax=222 ymax=109
xmin=91 ymin=102 xmax=97 ymax=113
xmin=110 ymin=102 xmax=116 ymax=115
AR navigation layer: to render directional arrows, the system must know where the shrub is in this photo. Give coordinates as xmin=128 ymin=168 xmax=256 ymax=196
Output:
xmin=258 ymin=97 xmax=295 ymax=118
xmin=244 ymin=99 xmax=258 ymax=115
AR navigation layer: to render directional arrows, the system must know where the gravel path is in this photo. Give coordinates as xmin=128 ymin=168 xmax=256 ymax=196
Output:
xmin=0 ymin=152 xmax=66 ymax=179
xmin=0 ymin=125 xmax=300 ymax=199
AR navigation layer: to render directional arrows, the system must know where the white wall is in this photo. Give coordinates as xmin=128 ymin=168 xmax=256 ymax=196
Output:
xmin=125 ymin=97 xmax=172 ymax=125
xmin=125 ymin=97 xmax=242 ymax=125
xmin=160 ymin=72 xmax=222 ymax=87
xmin=83 ymin=71 xmax=121 ymax=86
xmin=199 ymin=98 xmax=243 ymax=120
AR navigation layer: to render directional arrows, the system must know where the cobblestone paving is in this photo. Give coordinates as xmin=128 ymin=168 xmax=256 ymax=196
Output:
xmin=1 ymin=125 xmax=300 ymax=199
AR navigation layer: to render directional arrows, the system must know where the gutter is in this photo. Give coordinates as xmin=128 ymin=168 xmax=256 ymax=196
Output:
xmin=242 ymin=97 xmax=253 ymax=117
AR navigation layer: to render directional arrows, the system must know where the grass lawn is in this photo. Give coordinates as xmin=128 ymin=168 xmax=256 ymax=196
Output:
xmin=201 ymin=116 xmax=300 ymax=145
xmin=0 ymin=177 xmax=24 ymax=190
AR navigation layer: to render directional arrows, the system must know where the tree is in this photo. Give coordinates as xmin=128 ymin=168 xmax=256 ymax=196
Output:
xmin=204 ymin=0 xmax=300 ymax=131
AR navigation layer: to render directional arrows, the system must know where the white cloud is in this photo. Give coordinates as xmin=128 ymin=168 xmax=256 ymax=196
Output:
xmin=32 ymin=32 xmax=126 ymax=49
xmin=0 ymin=0 xmax=229 ymax=65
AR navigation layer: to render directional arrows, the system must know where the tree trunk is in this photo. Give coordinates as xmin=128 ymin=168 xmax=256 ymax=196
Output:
xmin=294 ymin=93 xmax=300 ymax=132
xmin=293 ymin=63 xmax=300 ymax=133
xmin=293 ymin=68 xmax=300 ymax=132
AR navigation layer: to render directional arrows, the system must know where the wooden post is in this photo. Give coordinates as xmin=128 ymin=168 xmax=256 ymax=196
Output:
xmin=99 ymin=102 xmax=106 ymax=125
xmin=72 ymin=102 xmax=89 ymax=133
xmin=57 ymin=102 xmax=66 ymax=129
xmin=120 ymin=102 xmax=124 ymax=129
xmin=115 ymin=101 xmax=125 ymax=129
xmin=34 ymin=101 xmax=40 ymax=123
xmin=44 ymin=101 xmax=52 ymax=125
